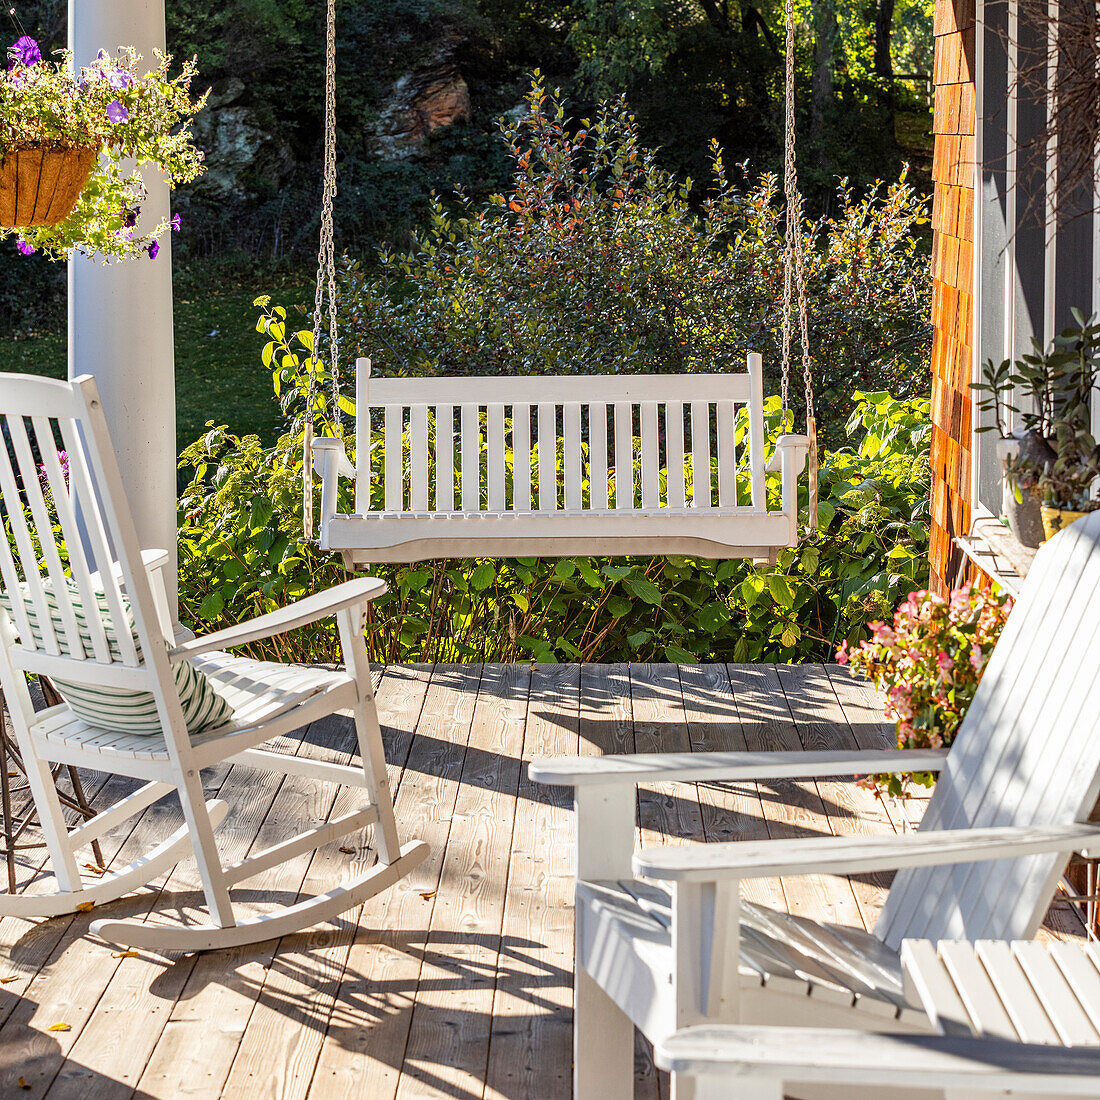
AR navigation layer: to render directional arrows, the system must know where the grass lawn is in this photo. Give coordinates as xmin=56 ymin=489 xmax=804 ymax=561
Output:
xmin=1 ymin=279 xmax=311 ymax=452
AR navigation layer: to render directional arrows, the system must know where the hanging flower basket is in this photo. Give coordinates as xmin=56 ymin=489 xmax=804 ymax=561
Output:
xmin=0 ymin=36 xmax=206 ymax=260
xmin=0 ymin=144 xmax=98 ymax=229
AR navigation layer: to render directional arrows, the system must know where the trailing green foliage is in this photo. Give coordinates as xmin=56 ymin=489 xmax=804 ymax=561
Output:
xmin=339 ymin=83 xmax=932 ymax=441
xmin=175 ymin=300 xmax=930 ymax=664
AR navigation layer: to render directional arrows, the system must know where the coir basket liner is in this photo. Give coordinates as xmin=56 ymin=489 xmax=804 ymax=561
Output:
xmin=0 ymin=145 xmax=97 ymax=229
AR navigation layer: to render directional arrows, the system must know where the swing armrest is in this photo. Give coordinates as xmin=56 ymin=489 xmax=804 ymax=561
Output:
xmin=312 ymin=436 xmax=355 ymax=481
xmin=312 ymin=437 xmax=356 ymax=541
xmin=169 ymin=577 xmax=386 ymax=659
xmin=765 ymin=433 xmax=811 ymax=475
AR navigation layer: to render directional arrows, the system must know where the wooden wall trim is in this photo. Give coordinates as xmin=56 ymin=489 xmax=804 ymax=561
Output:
xmin=929 ymin=0 xmax=977 ymax=594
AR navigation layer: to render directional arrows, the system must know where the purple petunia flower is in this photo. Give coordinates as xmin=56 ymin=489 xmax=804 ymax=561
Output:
xmin=147 ymin=239 xmax=160 ymax=260
xmin=9 ymin=36 xmax=41 ymax=68
xmin=122 ymin=206 xmax=140 ymax=229
xmin=171 ymin=214 xmax=181 ymax=232
xmin=105 ymin=69 xmax=133 ymax=90
xmin=15 ymin=239 xmax=35 ymax=256
xmin=106 ymin=100 xmax=129 ymax=124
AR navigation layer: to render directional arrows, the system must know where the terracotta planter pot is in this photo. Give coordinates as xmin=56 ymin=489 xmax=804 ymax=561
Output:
xmin=0 ymin=145 xmax=98 ymax=229
xmin=1040 ymin=504 xmax=1091 ymax=541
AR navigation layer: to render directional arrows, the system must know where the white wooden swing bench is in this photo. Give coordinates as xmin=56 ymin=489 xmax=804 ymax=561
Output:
xmin=311 ymin=353 xmax=811 ymax=567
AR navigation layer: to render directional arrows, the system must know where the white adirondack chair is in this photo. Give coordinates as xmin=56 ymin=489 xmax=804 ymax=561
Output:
xmin=0 ymin=372 xmax=428 ymax=950
xmin=530 ymin=511 xmax=1100 ymax=1099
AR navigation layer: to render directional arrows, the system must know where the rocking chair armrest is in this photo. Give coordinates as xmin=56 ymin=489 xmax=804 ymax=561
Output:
xmin=634 ymin=822 xmax=1100 ymax=883
xmin=528 ymin=748 xmax=949 ymax=789
xmin=169 ymin=577 xmax=386 ymax=659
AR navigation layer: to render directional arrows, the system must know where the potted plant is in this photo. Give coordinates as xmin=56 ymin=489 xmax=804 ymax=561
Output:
xmin=837 ymin=584 xmax=1012 ymax=797
xmin=972 ymin=310 xmax=1100 ymax=545
xmin=0 ymin=37 xmax=206 ymax=260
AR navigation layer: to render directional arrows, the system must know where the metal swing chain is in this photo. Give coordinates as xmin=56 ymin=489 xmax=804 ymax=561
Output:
xmin=780 ymin=0 xmax=818 ymax=532
xmin=303 ymin=0 xmax=342 ymax=540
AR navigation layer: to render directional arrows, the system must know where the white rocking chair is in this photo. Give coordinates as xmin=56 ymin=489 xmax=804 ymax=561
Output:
xmin=0 ymin=371 xmax=428 ymax=950
xmin=530 ymin=511 xmax=1100 ymax=1099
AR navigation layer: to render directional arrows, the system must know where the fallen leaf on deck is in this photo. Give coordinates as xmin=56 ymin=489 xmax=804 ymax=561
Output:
xmin=111 ymin=951 xmax=138 ymax=959
xmin=0 ymin=974 xmax=19 ymax=983
xmin=82 ymin=863 xmax=106 ymax=876
xmin=338 ymin=846 xmax=355 ymax=854
xmin=47 ymin=1022 xmax=71 ymax=1032
xmin=419 ymin=890 xmax=437 ymax=900
xmin=75 ymin=901 xmax=95 ymax=912
xmin=18 ymin=1076 xmax=30 ymax=1089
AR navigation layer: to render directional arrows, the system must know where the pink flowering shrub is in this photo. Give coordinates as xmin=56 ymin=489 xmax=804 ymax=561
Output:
xmin=837 ymin=584 xmax=1013 ymax=797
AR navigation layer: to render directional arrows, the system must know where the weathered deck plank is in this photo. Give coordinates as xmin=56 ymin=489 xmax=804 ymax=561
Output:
xmin=0 ymin=663 xmax=1083 ymax=1100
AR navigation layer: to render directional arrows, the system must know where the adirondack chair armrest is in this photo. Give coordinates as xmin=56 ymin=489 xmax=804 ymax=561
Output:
xmin=169 ymin=577 xmax=386 ymax=660
xmin=633 ymin=822 xmax=1100 ymax=883
xmin=528 ymin=748 xmax=949 ymax=788
xmin=655 ymin=1025 xmax=1100 ymax=1088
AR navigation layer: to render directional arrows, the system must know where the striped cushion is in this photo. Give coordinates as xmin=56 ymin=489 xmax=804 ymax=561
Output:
xmin=0 ymin=577 xmax=233 ymax=737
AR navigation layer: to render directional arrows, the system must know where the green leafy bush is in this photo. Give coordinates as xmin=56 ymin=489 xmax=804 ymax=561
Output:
xmin=176 ymin=301 xmax=930 ymax=664
xmin=338 ymin=81 xmax=932 ymax=439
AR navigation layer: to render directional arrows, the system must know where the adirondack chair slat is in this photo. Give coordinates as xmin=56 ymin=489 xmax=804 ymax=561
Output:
xmin=1013 ymin=941 xmax=1100 ymax=1046
xmin=716 ymin=400 xmax=736 ymax=508
xmin=512 ymin=404 xmax=531 ymax=513
xmin=974 ymin=941 xmax=1060 ymax=1044
xmin=1060 ymin=944 xmax=1100 ymax=1034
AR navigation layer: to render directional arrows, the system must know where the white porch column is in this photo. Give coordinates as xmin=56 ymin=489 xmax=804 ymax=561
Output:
xmin=68 ymin=0 xmax=178 ymax=611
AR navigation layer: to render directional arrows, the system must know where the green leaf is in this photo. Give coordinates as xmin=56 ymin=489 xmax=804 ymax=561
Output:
xmin=470 ymin=562 xmax=496 ymax=590
xmin=664 ymin=645 xmax=697 ymax=663
xmin=198 ymin=591 xmax=224 ymax=618
xmin=624 ymin=574 xmax=662 ymax=605
xmin=766 ymin=575 xmax=794 ymax=609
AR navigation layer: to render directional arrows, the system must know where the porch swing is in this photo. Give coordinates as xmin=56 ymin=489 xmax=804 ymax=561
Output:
xmin=306 ymin=0 xmax=818 ymax=568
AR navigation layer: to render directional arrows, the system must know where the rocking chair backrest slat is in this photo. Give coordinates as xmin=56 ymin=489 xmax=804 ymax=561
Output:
xmin=34 ymin=416 xmax=113 ymax=664
xmin=352 ymin=360 xmax=766 ymax=517
xmin=877 ymin=513 xmax=1100 ymax=950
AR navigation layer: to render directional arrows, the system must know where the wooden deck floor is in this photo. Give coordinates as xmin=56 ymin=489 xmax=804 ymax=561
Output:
xmin=0 ymin=663 xmax=1086 ymax=1099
